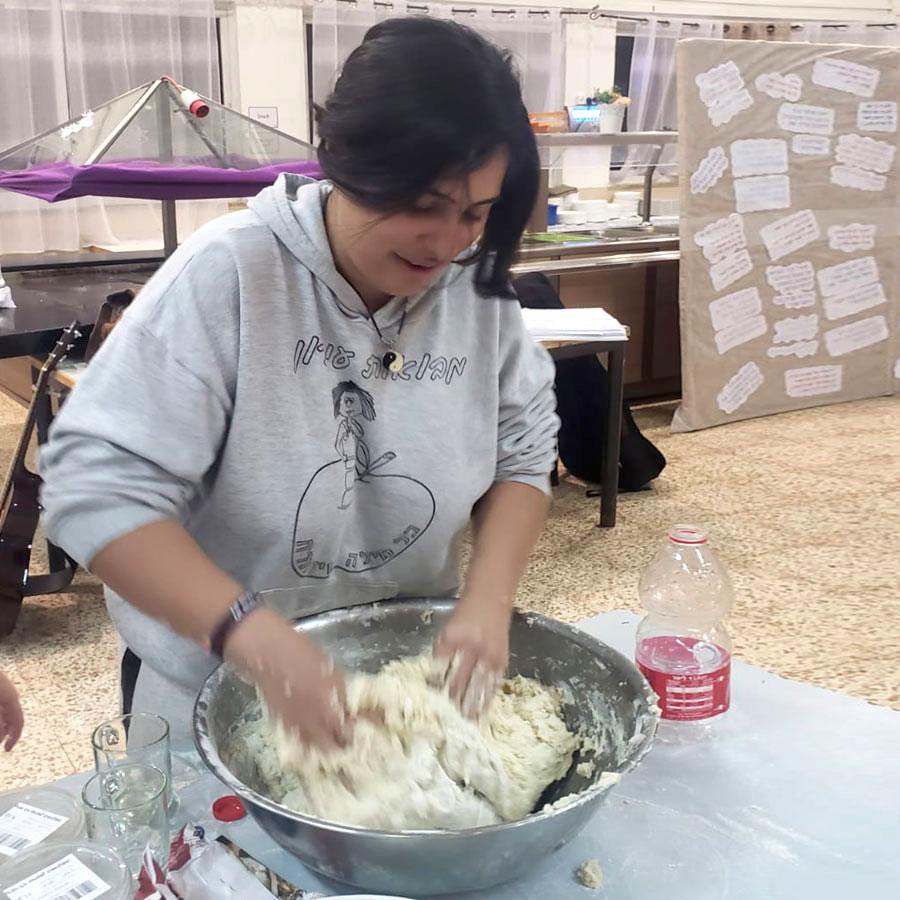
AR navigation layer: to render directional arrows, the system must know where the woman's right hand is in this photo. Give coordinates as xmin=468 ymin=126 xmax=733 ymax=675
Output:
xmin=223 ymin=607 xmax=350 ymax=751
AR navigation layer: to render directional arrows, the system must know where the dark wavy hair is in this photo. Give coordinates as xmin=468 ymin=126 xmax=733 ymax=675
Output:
xmin=314 ymin=17 xmax=539 ymax=299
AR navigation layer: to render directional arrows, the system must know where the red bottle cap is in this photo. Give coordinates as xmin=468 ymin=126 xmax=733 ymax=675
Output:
xmin=213 ymin=794 xmax=247 ymax=822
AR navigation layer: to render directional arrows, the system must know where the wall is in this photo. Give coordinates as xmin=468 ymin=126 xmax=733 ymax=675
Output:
xmin=218 ymin=0 xmax=900 ymax=162
xmin=223 ymin=3 xmax=310 ymax=142
xmin=558 ymin=20 xmax=617 ymax=191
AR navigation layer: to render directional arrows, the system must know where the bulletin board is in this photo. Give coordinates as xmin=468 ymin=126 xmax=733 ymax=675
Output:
xmin=673 ymin=38 xmax=900 ymax=433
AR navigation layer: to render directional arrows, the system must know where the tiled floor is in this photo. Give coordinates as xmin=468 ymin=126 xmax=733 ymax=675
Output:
xmin=1 ymin=392 xmax=899 ymax=790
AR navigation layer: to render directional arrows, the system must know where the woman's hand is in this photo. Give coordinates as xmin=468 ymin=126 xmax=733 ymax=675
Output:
xmin=0 ymin=670 xmax=24 ymax=752
xmin=434 ymin=596 xmax=511 ymax=718
xmin=224 ymin=607 xmax=350 ymax=751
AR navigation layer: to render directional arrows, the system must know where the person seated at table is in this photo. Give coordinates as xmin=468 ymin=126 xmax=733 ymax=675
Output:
xmin=39 ymin=17 xmax=559 ymax=747
xmin=0 ymin=669 xmax=23 ymax=751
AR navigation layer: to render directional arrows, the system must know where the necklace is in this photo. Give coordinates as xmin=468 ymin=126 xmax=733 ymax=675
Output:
xmin=363 ymin=299 xmax=409 ymax=373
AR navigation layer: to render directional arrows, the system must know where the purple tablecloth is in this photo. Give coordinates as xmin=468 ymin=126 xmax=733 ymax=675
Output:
xmin=0 ymin=159 xmax=322 ymax=202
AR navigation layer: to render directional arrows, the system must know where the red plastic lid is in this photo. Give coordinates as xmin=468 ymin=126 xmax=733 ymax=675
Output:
xmin=213 ymin=794 xmax=247 ymax=822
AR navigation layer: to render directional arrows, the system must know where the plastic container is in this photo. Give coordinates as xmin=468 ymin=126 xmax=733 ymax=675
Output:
xmin=529 ymin=111 xmax=569 ymax=133
xmin=0 ymin=788 xmax=85 ymax=862
xmin=556 ymin=209 xmax=586 ymax=226
xmin=0 ymin=841 xmax=132 ymax=899
xmin=571 ymin=199 xmax=610 ymax=218
xmin=636 ymin=524 xmax=734 ymax=742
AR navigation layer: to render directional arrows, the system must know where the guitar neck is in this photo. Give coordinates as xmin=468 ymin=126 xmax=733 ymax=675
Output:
xmin=0 ymin=366 xmax=53 ymax=515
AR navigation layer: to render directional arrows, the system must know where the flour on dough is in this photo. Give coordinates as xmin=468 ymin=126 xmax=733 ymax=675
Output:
xmin=228 ymin=654 xmax=579 ymax=831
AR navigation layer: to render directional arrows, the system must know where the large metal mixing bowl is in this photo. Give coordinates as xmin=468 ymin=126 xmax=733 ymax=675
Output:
xmin=194 ymin=599 xmax=658 ymax=896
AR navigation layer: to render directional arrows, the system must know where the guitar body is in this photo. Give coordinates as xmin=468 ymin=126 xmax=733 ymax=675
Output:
xmin=0 ymin=322 xmax=80 ymax=637
xmin=0 ymin=469 xmax=40 ymax=636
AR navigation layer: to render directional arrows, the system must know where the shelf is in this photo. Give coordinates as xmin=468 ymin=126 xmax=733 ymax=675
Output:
xmin=535 ymin=131 xmax=678 ymax=148
xmin=510 ymin=249 xmax=680 ymax=277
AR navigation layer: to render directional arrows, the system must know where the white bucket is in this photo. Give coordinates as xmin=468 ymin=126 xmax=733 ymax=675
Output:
xmin=598 ymin=105 xmax=625 ymax=134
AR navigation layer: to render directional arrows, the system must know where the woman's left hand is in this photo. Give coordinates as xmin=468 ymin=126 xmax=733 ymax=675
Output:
xmin=434 ymin=596 xmax=512 ymax=719
xmin=0 ymin=670 xmax=24 ymax=752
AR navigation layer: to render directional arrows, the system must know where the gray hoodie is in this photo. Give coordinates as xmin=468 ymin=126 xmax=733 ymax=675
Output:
xmin=40 ymin=175 xmax=558 ymax=701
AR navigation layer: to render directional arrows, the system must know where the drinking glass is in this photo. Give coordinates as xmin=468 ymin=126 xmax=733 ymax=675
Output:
xmin=82 ymin=763 xmax=169 ymax=877
xmin=92 ymin=713 xmax=176 ymax=812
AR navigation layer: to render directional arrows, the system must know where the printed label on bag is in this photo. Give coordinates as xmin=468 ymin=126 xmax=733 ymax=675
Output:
xmin=5 ymin=854 xmax=110 ymax=900
xmin=637 ymin=637 xmax=731 ymax=721
xmin=0 ymin=804 xmax=69 ymax=857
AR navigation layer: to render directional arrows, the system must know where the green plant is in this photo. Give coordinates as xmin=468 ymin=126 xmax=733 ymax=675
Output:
xmin=592 ymin=86 xmax=631 ymax=106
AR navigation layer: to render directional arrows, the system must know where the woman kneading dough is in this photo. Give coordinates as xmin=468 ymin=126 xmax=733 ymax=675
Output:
xmin=40 ymin=17 xmax=559 ymax=746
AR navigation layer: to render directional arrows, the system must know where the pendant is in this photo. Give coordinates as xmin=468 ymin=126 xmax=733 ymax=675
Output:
xmin=382 ymin=350 xmax=404 ymax=373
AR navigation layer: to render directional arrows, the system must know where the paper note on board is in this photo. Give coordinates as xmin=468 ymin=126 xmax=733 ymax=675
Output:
xmin=816 ymin=255 xmax=879 ymax=297
xmin=708 ymin=287 xmax=763 ymax=332
xmin=767 ymin=341 xmax=819 ymax=358
xmin=823 ymin=315 xmax=889 ymax=356
xmin=717 ymin=362 xmax=764 ymax=414
xmin=696 ymin=60 xmax=744 ymax=105
xmin=830 ymin=165 xmax=887 ymax=192
xmin=696 ymin=61 xmax=754 ymax=126
xmin=709 ymin=249 xmax=754 ymax=292
xmin=755 ymin=72 xmax=802 ymax=102
xmin=734 ymin=175 xmax=791 ymax=213
xmin=812 ymin=58 xmax=880 ymax=98
xmin=759 ymin=210 xmax=820 ymax=262
xmin=691 ymin=146 xmax=729 ymax=194
xmin=766 ymin=261 xmax=815 ymax=294
xmin=777 ymin=103 xmax=834 ymax=135
xmin=714 ymin=315 xmax=767 ymax=355
xmin=827 ymin=224 xmax=876 ymax=254
xmin=709 ymin=89 xmax=754 ymax=127
xmin=773 ymin=291 xmax=817 ymax=309
xmin=791 ymin=134 xmax=831 ymax=155
xmin=822 ymin=281 xmax=886 ymax=321
xmin=858 ymin=101 xmax=897 ymax=133
xmin=773 ymin=314 xmax=819 ymax=344
xmin=730 ymin=139 xmax=788 ymax=177
xmin=835 ymin=133 xmax=895 ymax=174
xmin=693 ymin=213 xmax=747 ymax=264
xmin=785 ymin=365 xmax=844 ymax=398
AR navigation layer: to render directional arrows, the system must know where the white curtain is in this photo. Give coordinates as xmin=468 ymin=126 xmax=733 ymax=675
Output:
xmin=312 ymin=0 xmax=398 ymax=109
xmin=791 ymin=23 xmax=900 ymax=45
xmin=311 ymin=0 xmax=564 ymax=116
xmin=0 ymin=0 xmax=221 ymax=255
xmin=615 ymin=17 xmax=723 ymax=184
xmin=461 ymin=8 xmax=564 ymax=113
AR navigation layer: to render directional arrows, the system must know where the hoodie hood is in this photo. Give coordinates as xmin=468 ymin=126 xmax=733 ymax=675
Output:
xmin=248 ymin=173 xmax=443 ymax=324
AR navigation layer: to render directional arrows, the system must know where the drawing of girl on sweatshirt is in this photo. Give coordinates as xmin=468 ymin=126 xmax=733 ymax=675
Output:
xmin=334 ymin=381 xmax=381 ymax=509
xmin=291 ymin=379 xmax=435 ymax=578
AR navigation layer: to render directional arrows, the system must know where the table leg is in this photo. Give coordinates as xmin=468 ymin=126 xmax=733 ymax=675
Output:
xmin=600 ymin=345 xmax=626 ymax=528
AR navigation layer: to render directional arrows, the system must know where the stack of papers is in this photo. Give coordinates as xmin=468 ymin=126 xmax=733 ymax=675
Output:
xmin=520 ymin=307 xmax=628 ymax=342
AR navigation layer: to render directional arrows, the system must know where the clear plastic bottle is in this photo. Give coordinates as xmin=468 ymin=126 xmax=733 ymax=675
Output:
xmin=636 ymin=524 xmax=733 ymax=742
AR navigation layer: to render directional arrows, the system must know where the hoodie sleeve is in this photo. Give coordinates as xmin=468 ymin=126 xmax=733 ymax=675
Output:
xmin=39 ymin=238 xmax=240 ymax=568
xmin=494 ymin=301 xmax=560 ymax=495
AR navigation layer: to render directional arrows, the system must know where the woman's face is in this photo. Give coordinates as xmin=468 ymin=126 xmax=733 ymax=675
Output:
xmin=327 ymin=149 xmax=508 ymax=303
xmin=340 ymin=391 xmax=362 ymax=417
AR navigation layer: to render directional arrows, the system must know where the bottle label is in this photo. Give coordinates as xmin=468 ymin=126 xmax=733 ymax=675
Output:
xmin=637 ymin=637 xmax=731 ymax=721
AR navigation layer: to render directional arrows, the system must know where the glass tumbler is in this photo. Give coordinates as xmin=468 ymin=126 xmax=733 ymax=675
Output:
xmin=92 ymin=713 xmax=176 ymax=812
xmin=82 ymin=763 xmax=169 ymax=877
